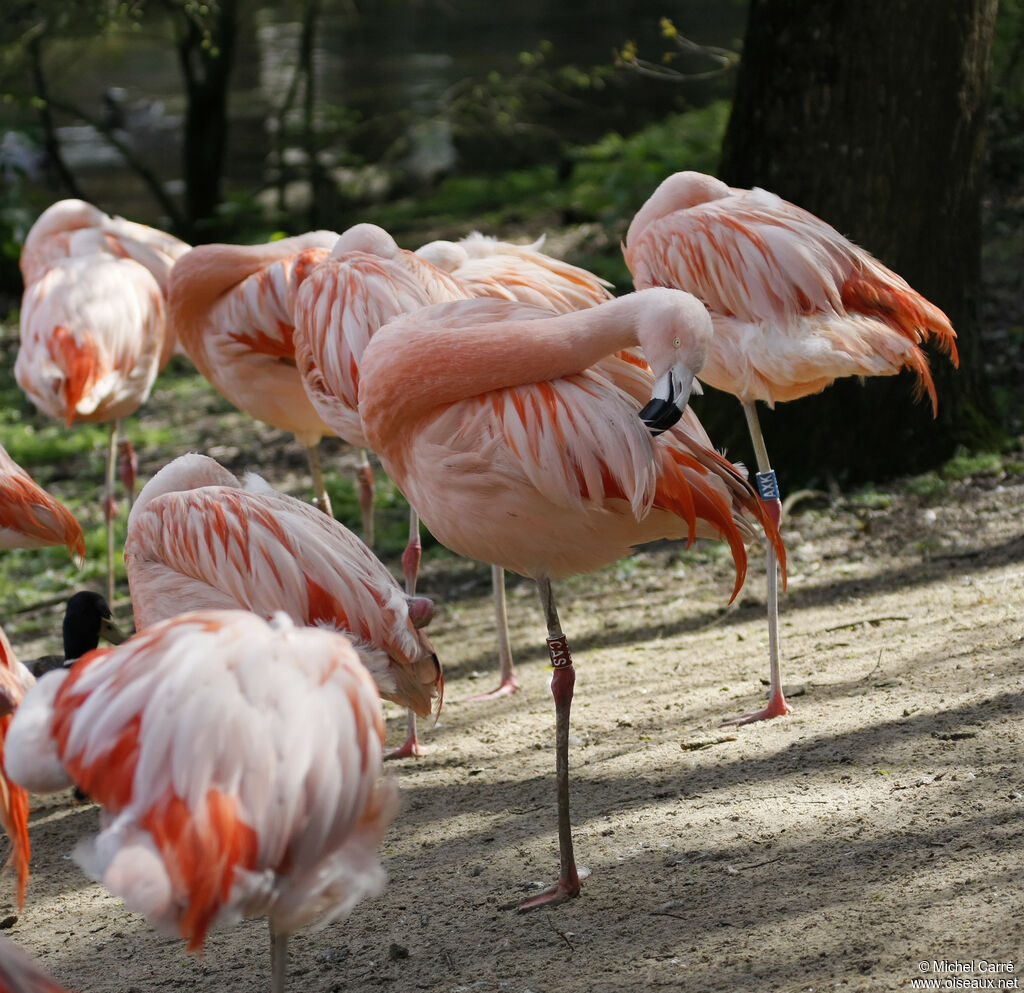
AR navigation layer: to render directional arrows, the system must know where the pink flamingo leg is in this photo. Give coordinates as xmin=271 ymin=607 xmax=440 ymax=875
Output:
xmin=510 ymin=578 xmax=587 ymax=911
xmin=306 ymin=443 xmax=333 ymax=518
xmin=103 ymin=421 xmax=119 ymax=607
xmin=401 ymin=506 xmax=422 ymax=595
xmin=722 ymin=402 xmax=792 ymax=725
xmin=270 ymin=928 xmax=288 ymax=993
xmin=117 ymin=436 xmax=137 ymax=508
xmin=388 ymin=507 xmax=433 ymax=760
xmin=465 ymin=564 xmax=520 ymax=701
xmin=355 ymin=449 xmax=375 ymax=548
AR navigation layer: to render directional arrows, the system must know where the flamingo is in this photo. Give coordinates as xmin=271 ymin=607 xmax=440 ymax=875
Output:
xmin=413 ymin=231 xmax=615 ymax=699
xmin=292 ymin=222 xmax=476 ymax=756
xmin=4 ymin=609 xmax=397 ymax=993
xmin=293 ymin=222 xmax=472 ymax=555
xmin=0 ymin=443 xmax=84 ymax=561
xmin=357 ymin=287 xmax=785 ymax=908
xmin=0 ymin=934 xmax=72 ymax=993
xmin=123 ymin=453 xmax=442 ymax=739
xmin=17 ymin=203 xmax=189 ymax=606
xmin=623 ymin=170 xmax=959 ymax=723
xmin=166 ymin=231 xmax=341 ymax=516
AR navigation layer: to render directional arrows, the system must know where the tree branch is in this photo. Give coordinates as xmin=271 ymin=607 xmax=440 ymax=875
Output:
xmin=43 ymin=96 xmax=185 ymax=230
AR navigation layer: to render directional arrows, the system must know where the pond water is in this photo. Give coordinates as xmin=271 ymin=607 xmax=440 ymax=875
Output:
xmin=3 ymin=0 xmax=745 ymax=225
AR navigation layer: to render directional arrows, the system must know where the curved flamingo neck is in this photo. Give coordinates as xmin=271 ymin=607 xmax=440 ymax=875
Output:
xmin=359 ymin=289 xmax=686 ymax=459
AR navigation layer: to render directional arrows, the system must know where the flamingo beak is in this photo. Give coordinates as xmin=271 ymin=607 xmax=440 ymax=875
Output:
xmin=639 ymin=362 xmax=701 ymax=436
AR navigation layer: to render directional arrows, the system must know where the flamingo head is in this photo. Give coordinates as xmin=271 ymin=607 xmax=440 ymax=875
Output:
xmin=635 ymin=287 xmax=712 ymax=436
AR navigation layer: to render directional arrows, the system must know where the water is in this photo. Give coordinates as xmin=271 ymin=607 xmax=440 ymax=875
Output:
xmin=3 ymin=0 xmax=745 ymax=225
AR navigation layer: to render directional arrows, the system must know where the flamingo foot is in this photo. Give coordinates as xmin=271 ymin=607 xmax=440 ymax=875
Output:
xmin=384 ymin=735 xmax=433 ymax=761
xmin=505 ymin=864 xmax=590 ymax=912
xmin=385 ymin=708 xmax=432 ymax=760
xmin=721 ymin=684 xmax=793 ymax=726
xmin=465 ymin=671 xmax=521 ymax=702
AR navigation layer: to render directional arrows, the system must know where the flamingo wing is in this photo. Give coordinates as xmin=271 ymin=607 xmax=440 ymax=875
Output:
xmin=435 ymin=232 xmax=614 ymax=313
xmin=167 ymin=237 xmax=337 ymax=445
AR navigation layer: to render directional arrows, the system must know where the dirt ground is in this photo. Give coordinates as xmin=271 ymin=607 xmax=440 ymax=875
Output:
xmin=2 ymin=439 xmax=1023 ymax=993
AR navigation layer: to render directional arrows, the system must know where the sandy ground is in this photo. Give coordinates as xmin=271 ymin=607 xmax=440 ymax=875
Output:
xmin=2 ymin=445 xmax=1023 ymax=993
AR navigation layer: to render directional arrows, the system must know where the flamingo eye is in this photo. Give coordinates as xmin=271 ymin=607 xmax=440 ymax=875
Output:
xmin=673 ymin=336 xmax=681 ymax=348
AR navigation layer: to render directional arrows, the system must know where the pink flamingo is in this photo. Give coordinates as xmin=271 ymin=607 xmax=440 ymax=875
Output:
xmin=17 ymin=203 xmax=189 ymax=605
xmin=292 ymin=223 xmax=476 ymax=755
xmin=358 ymin=287 xmax=785 ymax=908
xmin=5 ymin=609 xmax=397 ymax=993
xmin=124 ymin=453 xmax=442 ymax=744
xmin=0 ymin=444 xmax=84 ymax=561
xmin=293 ymin=223 xmax=471 ymax=553
xmin=414 ymin=231 xmax=616 ymax=699
xmin=624 ymin=170 xmax=959 ymax=723
xmin=166 ymin=231 xmax=341 ymax=516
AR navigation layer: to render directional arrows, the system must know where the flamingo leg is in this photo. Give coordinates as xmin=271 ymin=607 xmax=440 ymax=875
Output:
xmin=103 ymin=421 xmax=118 ymax=607
xmin=386 ymin=508 xmax=432 ymax=760
xmin=305 ymin=442 xmax=333 ymax=518
xmin=722 ymin=401 xmax=792 ymax=725
xmin=401 ymin=506 xmax=422 ymax=594
xmin=355 ymin=449 xmax=375 ymax=547
xmin=117 ymin=435 xmax=137 ymax=509
xmin=270 ymin=926 xmax=288 ymax=993
xmin=465 ymin=564 xmax=520 ymax=701
xmin=513 ymin=577 xmax=586 ymax=911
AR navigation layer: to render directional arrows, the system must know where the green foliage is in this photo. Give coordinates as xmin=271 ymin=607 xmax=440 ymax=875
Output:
xmin=574 ymin=103 xmax=728 ymax=224
xmin=940 ymin=449 xmax=1004 ymax=480
xmin=901 ymin=472 xmax=948 ymax=501
xmin=901 ymin=448 xmax=1008 ymax=504
xmin=360 ymin=101 xmax=729 ymax=277
xmin=847 ymin=486 xmax=894 ymax=511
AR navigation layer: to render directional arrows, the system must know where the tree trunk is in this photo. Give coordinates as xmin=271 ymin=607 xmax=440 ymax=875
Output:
xmin=176 ymin=0 xmax=239 ymax=240
xmin=704 ymin=0 xmax=1000 ymax=487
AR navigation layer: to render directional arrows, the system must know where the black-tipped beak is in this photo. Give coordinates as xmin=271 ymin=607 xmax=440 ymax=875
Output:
xmin=639 ymin=364 xmax=698 ymax=437
xmin=639 ymin=397 xmax=683 ymax=436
